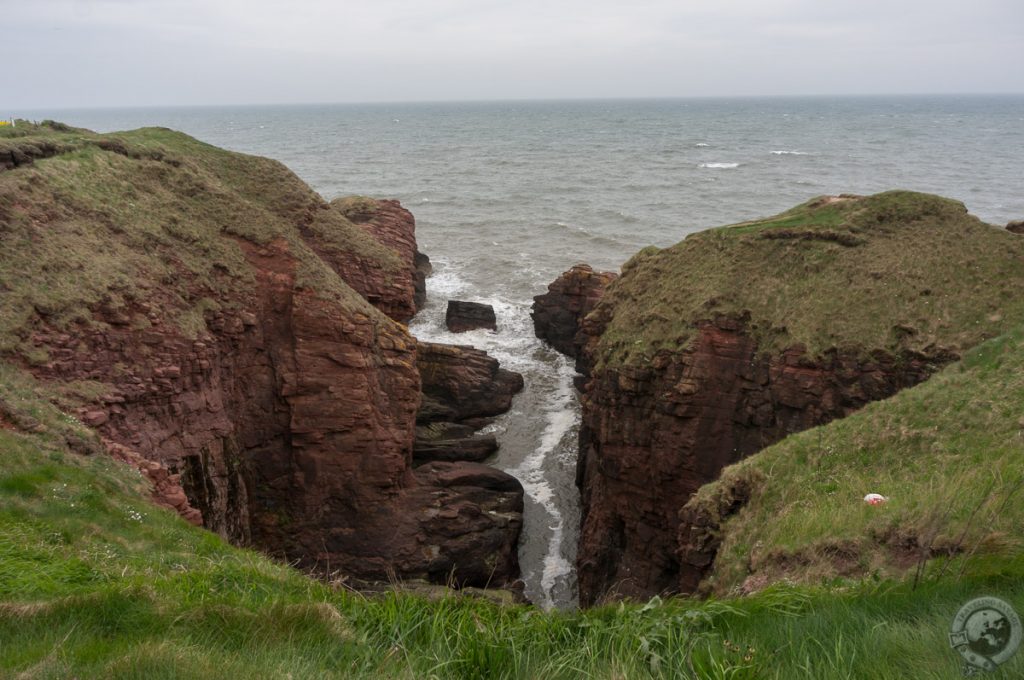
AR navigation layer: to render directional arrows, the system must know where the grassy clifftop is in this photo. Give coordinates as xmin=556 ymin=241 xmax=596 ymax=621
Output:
xmin=0 ymin=121 xmax=402 ymax=356
xmin=594 ymin=191 xmax=1024 ymax=368
xmin=687 ymin=321 xmax=1024 ymax=598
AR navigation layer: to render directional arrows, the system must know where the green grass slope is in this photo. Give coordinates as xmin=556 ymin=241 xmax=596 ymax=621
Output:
xmin=0 ymin=121 xmax=402 ymax=356
xmin=595 ymin=192 xmax=1024 ymax=368
xmin=688 ymin=323 xmax=1024 ymax=601
xmin=3 ymin=361 xmax=1023 ymax=679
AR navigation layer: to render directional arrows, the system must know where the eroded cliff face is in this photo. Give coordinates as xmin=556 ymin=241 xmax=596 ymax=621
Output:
xmin=534 ymin=192 xmax=1024 ymax=605
xmin=4 ymin=126 xmax=521 ymax=590
xmin=30 ymin=227 xmax=521 ymax=588
xmin=575 ymin=316 xmax=953 ymax=604
xmin=532 ymin=264 xmax=618 ymax=375
xmin=325 ymin=197 xmax=430 ymax=323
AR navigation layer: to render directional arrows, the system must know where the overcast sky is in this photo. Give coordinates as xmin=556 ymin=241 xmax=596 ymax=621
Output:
xmin=7 ymin=0 xmax=1024 ymax=109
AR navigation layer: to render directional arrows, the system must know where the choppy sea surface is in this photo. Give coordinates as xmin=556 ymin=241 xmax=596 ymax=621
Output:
xmin=17 ymin=96 xmax=1024 ymax=609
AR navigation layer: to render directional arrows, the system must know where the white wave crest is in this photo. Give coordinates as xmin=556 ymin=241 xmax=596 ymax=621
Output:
xmin=510 ymin=356 xmax=578 ymax=609
xmin=771 ymin=150 xmax=810 ymax=155
xmin=699 ymin=162 xmax=740 ymax=169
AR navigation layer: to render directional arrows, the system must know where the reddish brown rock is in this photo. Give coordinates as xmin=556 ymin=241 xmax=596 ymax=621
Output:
xmin=318 ymin=197 xmax=428 ymax=323
xmin=3 ymin=128 xmax=522 ymax=593
xmin=26 ymin=235 xmax=522 ymax=591
xmin=1007 ymin=220 xmax=1024 ymax=234
xmin=574 ymin=314 xmax=955 ymax=605
xmin=531 ymin=264 xmax=618 ymax=372
xmin=445 ymin=301 xmax=497 ymax=333
xmin=417 ymin=342 xmax=525 ymax=423
xmin=411 ymin=342 xmax=523 ymax=471
xmin=105 ymin=439 xmax=204 ymax=526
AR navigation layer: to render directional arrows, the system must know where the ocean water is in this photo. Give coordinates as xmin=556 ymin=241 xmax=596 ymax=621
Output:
xmin=17 ymin=96 xmax=1024 ymax=608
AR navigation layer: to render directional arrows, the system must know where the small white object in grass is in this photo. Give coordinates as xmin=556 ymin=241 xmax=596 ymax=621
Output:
xmin=864 ymin=493 xmax=888 ymax=505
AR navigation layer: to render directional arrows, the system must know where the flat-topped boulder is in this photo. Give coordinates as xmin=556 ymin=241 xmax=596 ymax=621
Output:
xmin=445 ymin=300 xmax=497 ymax=332
xmin=417 ymin=342 xmax=524 ymax=423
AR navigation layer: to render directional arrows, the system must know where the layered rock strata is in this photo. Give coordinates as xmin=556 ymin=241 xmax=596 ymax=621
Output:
xmin=531 ymin=264 xmax=618 ymax=373
xmin=575 ymin=316 xmax=954 ymax=604
xmin=413 ymin=342 xmax=525 ymax=469
xmin=327 ymin=197 xmax=430 ymax=323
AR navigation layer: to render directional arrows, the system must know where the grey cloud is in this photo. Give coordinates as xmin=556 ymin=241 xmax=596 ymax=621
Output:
xmin=6 ymin=0 xmax=1024 ymax=108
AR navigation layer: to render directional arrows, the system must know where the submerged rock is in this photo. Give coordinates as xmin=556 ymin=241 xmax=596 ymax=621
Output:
xmin=445 ymin=300 xmax=498 ymax=332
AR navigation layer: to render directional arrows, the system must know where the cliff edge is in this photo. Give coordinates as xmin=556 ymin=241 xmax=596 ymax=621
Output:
xmin=535 ymin=191 xmax=1024 ymax=605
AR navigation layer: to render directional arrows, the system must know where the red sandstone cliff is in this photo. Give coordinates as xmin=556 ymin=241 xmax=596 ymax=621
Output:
xmin=3 ymin=127 xmax=521 ymax=590
xmin=575 ymin=316 xmax=953 ymax=604
xmin=327 ymin=197 xmax=431 ymax=322
xmin=534 ymin=193 xmax=1024 ymax=605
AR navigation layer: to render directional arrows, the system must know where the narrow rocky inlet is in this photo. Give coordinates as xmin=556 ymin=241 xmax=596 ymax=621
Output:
xmin=409 ymin=262 xmax=583 ymax=609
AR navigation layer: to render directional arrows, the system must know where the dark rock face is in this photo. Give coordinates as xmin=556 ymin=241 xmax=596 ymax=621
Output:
xmin=414 ymin=251 xmax=433 ymax=311
xmin=414 ymin=422 xmax=499 ymax=465
xmin=417 ymin=342 xmax=525 ymax=423
xmin=1007 ymin=220 xmax=1024 ymax=234
xmin=531 ymin=264 xmax=618 ymax=372
xmin=676 ymin=471 xmax=759 ymax=594
xmin=572 ymin=314 xmax=955 ymax=605
xmin=446 ymin=301 xmax=498 ymax=333
xmin=404 ymin=461 xmax=524 ymax=586
xmin=413 ymin=341 xmax=523 ymax=465
xmin=330 ymin=459 xmax=523 ymax=588
xmin=405 ymin=342 xmax=525 ymax=584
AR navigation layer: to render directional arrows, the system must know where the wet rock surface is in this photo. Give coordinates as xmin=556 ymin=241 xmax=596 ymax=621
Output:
xmin=414 ymin=422 xmax=499 ymax=464
xmin=417 ymin=342 xmax=525 ymax=423
xmin=411 ymin=341 xmax=525 ymax=494
xmin=445 ymin=300 xmax=498 ymax=333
